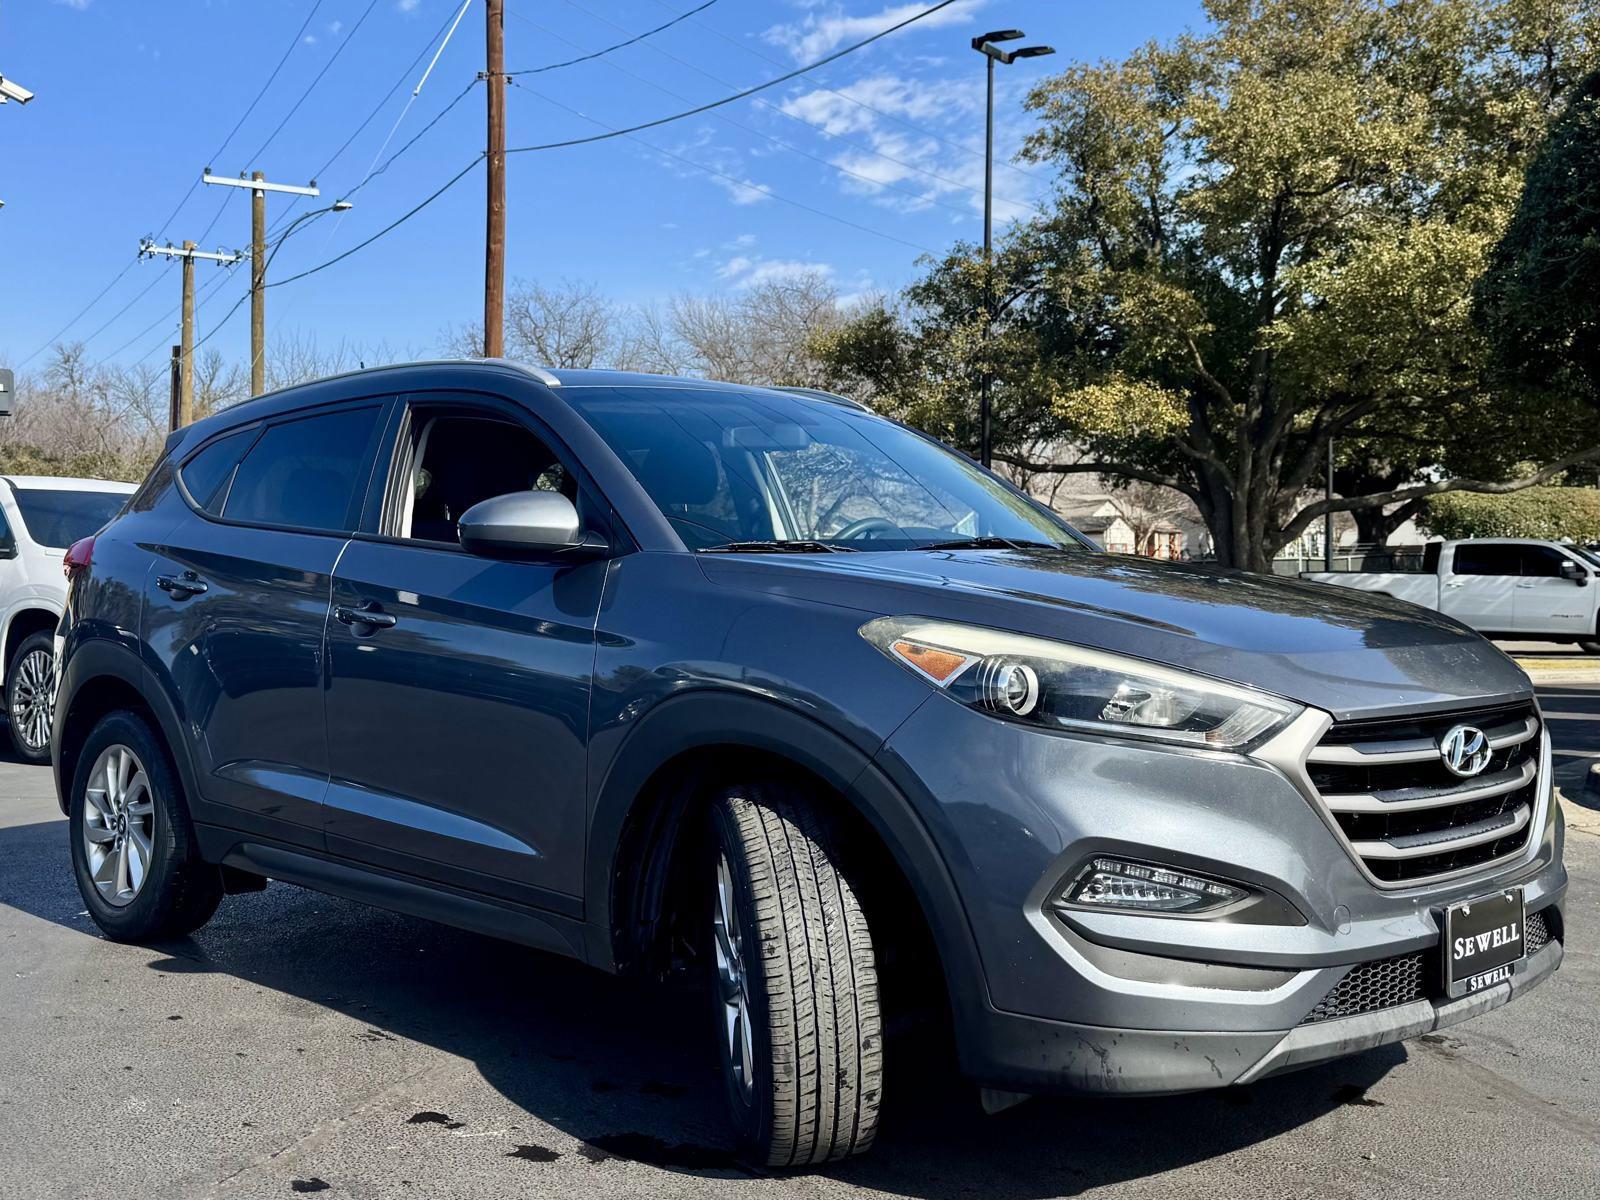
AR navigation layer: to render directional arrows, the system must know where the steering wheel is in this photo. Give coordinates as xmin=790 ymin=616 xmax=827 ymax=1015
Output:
xmin=834 ymin=516 xmax=904 ymax=542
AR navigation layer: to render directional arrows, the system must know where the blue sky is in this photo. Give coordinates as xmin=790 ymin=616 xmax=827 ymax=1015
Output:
xmin=1 ymin=0 xmax=1202 ymax=376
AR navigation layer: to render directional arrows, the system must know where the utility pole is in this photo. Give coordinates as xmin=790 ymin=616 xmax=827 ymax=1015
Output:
xmin=202 ymin=170 xmax=320 ymax=394
xmin=139 ymin=239 xmax=247 ymax=427
xmin=484 ymin=0 xmax=506 ymax=358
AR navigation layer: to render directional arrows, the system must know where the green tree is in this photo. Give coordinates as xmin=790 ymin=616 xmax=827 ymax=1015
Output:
xmin=816 ymin=0 xmax=1600 ymax=570
xmin=1477 ymin=67 xmax=1600 ymax=409
xmin=1421 ymin=487 xmax=1600 ymax=539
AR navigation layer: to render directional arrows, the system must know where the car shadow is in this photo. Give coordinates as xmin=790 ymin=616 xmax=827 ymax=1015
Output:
xmin=0 ymin=814 xmax=1406 ymax=1198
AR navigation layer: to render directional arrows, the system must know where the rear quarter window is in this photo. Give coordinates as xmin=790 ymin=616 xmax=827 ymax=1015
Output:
xmin=221 ymin=406 xmax=383 ymax=533
xmin=11 ymin=488 xmax=131 ymax=550
xmin=179 ymin=427 xmax=258 ymax=515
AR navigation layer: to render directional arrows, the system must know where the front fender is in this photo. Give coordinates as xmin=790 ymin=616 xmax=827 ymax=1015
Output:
xmin=581 ymin=688 xmax=988 ymax=1030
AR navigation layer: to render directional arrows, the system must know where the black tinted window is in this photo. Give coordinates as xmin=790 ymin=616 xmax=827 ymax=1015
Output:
xmin=399 ymin=413 xmax=575 ymax=544
xmin=12 ymin=489 xmax=129 ymax=549
xmin=1521 ymin=546 xmax=1575 ymax=578
xmin=1452 ymin=544 xmax=1521 ymax=576
xmin=180 ymin=428 xmax=256 ymax=515
xmin=223 ymin=407 xmax=381 ymax=532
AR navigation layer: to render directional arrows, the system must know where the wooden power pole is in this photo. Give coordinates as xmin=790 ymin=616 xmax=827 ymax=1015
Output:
xmin=201 ymin=170 xmax=321 ymax=394
xmin=251 ymin=170 xmax=267 ymax=396
xmin=484 ymin=0 xmax=506 ymax=358
xmin=168 ymin=345 xmax=182 ymax=433
xmin=180 ymin=242 xmax=196 ymax=426
xmin=139 ymin=239 xmax=247 ymax=428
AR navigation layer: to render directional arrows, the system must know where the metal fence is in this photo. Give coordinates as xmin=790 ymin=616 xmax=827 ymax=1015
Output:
xmin=1269 ymin=547 xmax=1430 ymax=577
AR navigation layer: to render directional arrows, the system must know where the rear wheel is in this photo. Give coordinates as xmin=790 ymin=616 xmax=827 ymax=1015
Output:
xmin=1579 ymin=639 xmax=1600 ymax=655
xmin=6 ymin=631 xmax=55 ymax=763
xmin=68 ymin=711 xmax=223 ymax=941
xmin=708 ymin=784 xmax=882 ymax=1167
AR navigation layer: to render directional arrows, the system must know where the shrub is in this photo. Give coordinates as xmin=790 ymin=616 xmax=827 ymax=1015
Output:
xmin=1420 ymin=488 xmax=1600 ymax=541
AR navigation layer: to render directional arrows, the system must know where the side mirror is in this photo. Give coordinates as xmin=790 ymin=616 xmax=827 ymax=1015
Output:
xmin=458 ymin=491 xmax=608 ymax=561
xmin=1559 ymin=559 xmax=1589 ymax=586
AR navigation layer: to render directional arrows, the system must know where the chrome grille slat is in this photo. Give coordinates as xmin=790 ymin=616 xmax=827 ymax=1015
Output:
xmin=1323 ymin=758 xmax=1537 ymax=814
xmin=1304 ymin=702 xmax=1543 ymax=886
xmin=1351 ymin=804 xmax=1530 ymax=859
xmin=1307 ymin=714 xmax=1537 ymax=766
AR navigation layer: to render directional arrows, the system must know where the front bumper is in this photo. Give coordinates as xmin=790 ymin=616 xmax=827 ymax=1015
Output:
xmin=873 ymin=690 xmax=1568 ymax=1093
xmin=958 ymin=933 xmax=1563 ymax=1095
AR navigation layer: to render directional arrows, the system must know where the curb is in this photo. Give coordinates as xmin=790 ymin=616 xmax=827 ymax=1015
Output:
xmin=1516 ymin=663 xmax=1600 ymax=686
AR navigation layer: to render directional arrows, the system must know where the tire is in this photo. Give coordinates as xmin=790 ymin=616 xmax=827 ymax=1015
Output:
xmin=6 ymin=631 xmax=56 ymax=763
xmin=67 ymin=711 xmax=223 ymax=942
xmin=707 ymin=784 xmax=882 ymax=1167
xmin=1580 ymin=639 xmax=1600 ymax=655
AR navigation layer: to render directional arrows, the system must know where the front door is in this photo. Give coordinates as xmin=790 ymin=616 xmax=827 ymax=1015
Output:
xmin=1440 ymin=542 xmax=1521 ymax=633
xmin=145 ymin=402 xmax=389 ymax=849
xmin=1515 ymin=543 xmax=1594 ymax=636
xmin=322 ymin=397 xmax=609 ymax=904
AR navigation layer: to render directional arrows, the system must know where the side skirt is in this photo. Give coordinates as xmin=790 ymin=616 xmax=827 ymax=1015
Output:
xmin=194 ymin=824 xmax=590 ymax=963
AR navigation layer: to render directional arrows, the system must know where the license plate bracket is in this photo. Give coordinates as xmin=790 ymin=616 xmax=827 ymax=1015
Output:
xmin=1443 ymin=888 xmax=1525 ymax=998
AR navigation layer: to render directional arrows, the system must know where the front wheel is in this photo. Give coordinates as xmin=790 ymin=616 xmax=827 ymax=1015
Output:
xmin=6 ymin=631 xmax=55 ymax=763
xmin=708 ymin=785 xmax=883 ymax=1167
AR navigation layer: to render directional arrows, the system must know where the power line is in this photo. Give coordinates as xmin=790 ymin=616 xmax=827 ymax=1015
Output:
xmin=14 ymin=258 xmax=138 ymax=369
xmin=507 ymin=12 xmax=988 ymax=221
xmin=239 ymin=0 xmax=382 ymax=170
xmin=502 ymin=0 xmax=968 ymax=153
xmin=17 ymin=0 xmax=325 ymax=367
xmin=511 ymin=0 xmax=719 ymax=76
xmin=529 ymin=0 xmax=1043 ymax=206
xmin=631 ymin=0 xmax=1045 ymax=183
xmin=513 ymin=82 xmax=937 ymax=253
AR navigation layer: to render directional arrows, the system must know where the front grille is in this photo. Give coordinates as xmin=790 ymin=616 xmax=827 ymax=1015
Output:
xmin=1298 ymin=906 xmax=1560 ymax=1026
xmin=1306 ymin=702 xmax=1542 ymax=886
xmin=1299 ymin=951 xmax=1426 ymax=1024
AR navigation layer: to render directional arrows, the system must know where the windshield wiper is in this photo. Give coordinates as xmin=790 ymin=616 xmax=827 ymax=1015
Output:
xmin=919 ymin=536 xmax=1060 ymax=551
xmin=699 ymin=540 xmax=858 ymax=554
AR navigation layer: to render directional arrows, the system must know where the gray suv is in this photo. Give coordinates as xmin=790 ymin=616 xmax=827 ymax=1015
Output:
xmin=53 ymin=361 xmax=1566 ymax=1166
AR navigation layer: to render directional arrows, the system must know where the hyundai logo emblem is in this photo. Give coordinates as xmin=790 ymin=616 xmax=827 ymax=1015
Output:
xmin=1439 ymin=724 xmax=1492 ymax=778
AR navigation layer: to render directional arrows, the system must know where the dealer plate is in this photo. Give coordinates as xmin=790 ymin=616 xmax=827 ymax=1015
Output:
xmin=1443 ymin=888 xmax=1525 ymax=998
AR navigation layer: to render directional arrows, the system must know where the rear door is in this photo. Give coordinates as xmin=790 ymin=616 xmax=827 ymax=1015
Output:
xmin=1514 ymin=543 xmax=1596 ymax=636
xmin=145 ymin=401 xmax=391 ymax=849
xmin=1439 ymin=542 xmax=1520 ymax=632
xmin=321 ymin=392 xmax=611 ymax=905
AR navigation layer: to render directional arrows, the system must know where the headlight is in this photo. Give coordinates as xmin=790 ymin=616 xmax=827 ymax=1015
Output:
xmin=860 ymin=616 xmax=1300 ymax=751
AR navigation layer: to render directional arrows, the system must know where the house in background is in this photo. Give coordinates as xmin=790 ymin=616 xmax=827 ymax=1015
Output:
xmin=1054 ymin=495 xmax=1186 ymax=558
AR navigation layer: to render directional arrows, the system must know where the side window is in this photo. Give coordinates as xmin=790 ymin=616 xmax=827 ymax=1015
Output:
xmin=179 ymin=427 xmax=257 ymax=515
xmin=397 ymin=412 xmax=578 ymax=544
xmin=1453 ymin=544 xmax=1521 ymax=576
xmin=223 ymin=406 xmax=382 ymax=533
xmin=0 ymin=501 xmax=13 ymax=552
xmin=1520 ymin=546 xmax=1572 ymax=578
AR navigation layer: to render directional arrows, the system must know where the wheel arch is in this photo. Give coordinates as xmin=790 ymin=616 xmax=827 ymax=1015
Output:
xmin=588 ymin=691 xmax=984 ymax=1028
xmin=2 ymin=604 xmax=60 ymax=672
xmin=54 ymin=640 xmax=198 ymax=819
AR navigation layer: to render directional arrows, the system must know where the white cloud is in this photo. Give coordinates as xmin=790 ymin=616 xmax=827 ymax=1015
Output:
xmin=717 ymin=255 xmax=837 ymax=289
xmin=53 ymin=0 xmax=92 ymax=9
xmin=778 ymin=73 xmax=1041 ymax=223
xmin=328 ymin=19 xmax=344 ymax=34
xmin=397 ymin=0 xmax=421 ymax=11
xmin=303 ymin=34 xmax=318 ymax=45
xmin=764 ymin=0 xmax=985 ymax=62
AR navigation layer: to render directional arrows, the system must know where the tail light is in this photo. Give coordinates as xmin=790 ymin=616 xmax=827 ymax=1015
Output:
xmin=63 ymin=535 xmax=95 ymax=580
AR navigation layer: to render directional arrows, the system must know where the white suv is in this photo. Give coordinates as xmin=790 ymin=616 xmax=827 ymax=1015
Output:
xmin=0 ymin=476 xmax=135 ymax=761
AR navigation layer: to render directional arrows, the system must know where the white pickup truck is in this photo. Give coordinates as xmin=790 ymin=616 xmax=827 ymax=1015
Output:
xmin=1302 ymin=538 xmax=1600 ymax=652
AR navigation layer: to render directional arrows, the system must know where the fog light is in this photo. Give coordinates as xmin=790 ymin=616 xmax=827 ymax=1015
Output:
xmin=1061 ymin=857 xmax=1245 ymax=914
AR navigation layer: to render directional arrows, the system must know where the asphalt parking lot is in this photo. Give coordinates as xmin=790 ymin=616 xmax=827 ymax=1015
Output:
xmin=1 ymin=691 xmax=1596 ymax=1200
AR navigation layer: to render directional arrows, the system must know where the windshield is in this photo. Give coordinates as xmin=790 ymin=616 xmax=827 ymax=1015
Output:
xmin=1572 ymin=545 xmax=1600 ymax=569
xmin=564 ymin=387 xmax=1090 ymax=552
xmin=12 ymin=488 xmax=128 ymax=550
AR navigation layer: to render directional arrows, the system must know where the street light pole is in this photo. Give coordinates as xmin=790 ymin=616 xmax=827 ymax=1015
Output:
xmin=970 ymin=30 xmax=1053 ymax=470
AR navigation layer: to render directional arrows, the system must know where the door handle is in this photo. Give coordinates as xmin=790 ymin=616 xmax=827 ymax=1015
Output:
xmin=335 ymin=604 xmax=397 ymax=630
xmin=155 ymin=572 xmax=208 ymax=598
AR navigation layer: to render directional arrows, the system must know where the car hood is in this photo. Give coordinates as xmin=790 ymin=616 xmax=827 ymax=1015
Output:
xmin=697 ymin=548 xmax=1532 ymax=721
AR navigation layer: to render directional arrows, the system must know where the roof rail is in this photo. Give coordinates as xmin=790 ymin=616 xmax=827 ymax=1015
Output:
xmin=483 ymin=358 xmax=561 ymax=387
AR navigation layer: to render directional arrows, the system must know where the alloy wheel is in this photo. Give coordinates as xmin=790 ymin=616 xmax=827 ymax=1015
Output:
xmin=10 ymin=648 xmax=53 ymax=753
xmin=82 ymin=744 xmax=156 ymax=908
xmin=713 ymin=851 xmax=755 ymax=1104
